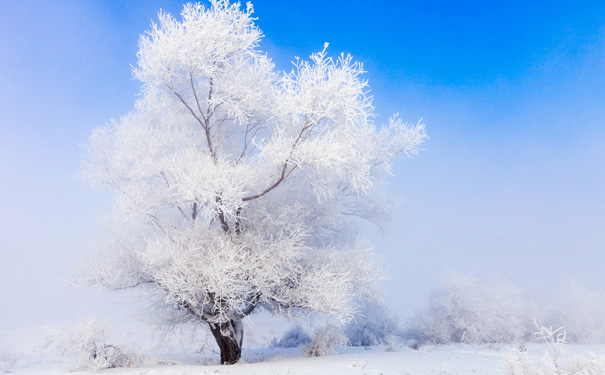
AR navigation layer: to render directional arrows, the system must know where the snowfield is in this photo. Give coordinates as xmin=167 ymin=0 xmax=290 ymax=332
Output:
xmin=4 ymin=343 xmax=605 ymax=375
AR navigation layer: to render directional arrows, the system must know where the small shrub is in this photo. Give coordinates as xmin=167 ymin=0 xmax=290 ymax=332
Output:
xmin=42 ymin=318 xmax=145 ymax=371
xmin=0 ymin=352 xmax=18 ymax=372
xmin=304 ymin=324 xmax=347 ymax=357
xmin=502 ymin=321 xmax=605 ymax=375
xmin=270 ymin=324 xmax=312 ymax=348
xmin=568 ymin=354 xmax=605 ymax=375
xmin=380 ymin=334 xmax=403 ymax=352
xmin=344 ymin=300 xmax=400 ymax=347
xmin=503 ymin=348 xmax=533 ymax=375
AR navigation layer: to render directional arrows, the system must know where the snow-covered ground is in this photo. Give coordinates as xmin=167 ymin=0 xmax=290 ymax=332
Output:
xmin=4 ymin=333 xmax=605 ymax=375
xmin=5 ymin=344 xmax=605 ymax=375
xmin=3 ymin=314 xmax=605 ymax=375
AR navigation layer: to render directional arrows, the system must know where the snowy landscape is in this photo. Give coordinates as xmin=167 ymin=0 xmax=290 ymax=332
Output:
xmin=4 ymin=344 xmax=605 ymax=375
xmin=5 ymin=275 xmax=605 ymax=374
xmin=2 ymin=0 xmax=605 ymax=374
xmin=3 ymin=320 xmax=605 ymax=375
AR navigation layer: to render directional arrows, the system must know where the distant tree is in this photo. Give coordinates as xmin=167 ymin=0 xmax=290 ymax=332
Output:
xmin=344 ymin=300 xmax=401 ymax=347
xmin=404 ymin=272 xmax=530 ymax=345
xmin=543 ymin=282 xmax=605 ymax=344
xmin=270 ymin=324 xmax=312 ymax=349
xmin=80 ymin=0 xmax=425 ymax=364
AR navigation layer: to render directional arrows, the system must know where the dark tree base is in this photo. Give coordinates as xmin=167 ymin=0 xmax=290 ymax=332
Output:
xmin=208 ymin=319 xmax=244 ymax=365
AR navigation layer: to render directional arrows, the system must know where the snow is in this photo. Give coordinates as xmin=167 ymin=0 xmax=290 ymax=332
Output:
xmin=4 ymin=326 xmax=605 ymax=375
xmin=4 ymin=344 xmax=604 ymax=375
xmin=0 ymin=343 xmax=503 ymax=375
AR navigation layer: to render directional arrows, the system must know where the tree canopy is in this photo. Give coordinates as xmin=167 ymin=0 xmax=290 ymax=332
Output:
xmin=80 ymin=0 xmax=426 ymax=364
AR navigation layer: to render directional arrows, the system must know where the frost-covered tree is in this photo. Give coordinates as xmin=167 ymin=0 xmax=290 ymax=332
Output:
xmin=404 ymin=272 xmax=530 ymax=345
xmin=344 ymin=300 xmax=401 ymax=347
xmin=80 ymin=0 xmax=425 ymax=364
xmin=543 ymin=282 xmax=605 ymax=344
xmin=270 ymin=324 xmax=312 ymax=349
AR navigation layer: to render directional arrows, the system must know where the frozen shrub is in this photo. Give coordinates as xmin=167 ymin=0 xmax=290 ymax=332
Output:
xmin=543 ymin=282 xmax=605 ymax=344
xmin=503 ymin=322 xmax=567 ymax=375
xmin=568 ymin=354 xmax=605 ymax=375
xmin=270 ymin=324 xmax=312 ymax=348
xmin=404 ymin=272 xmax=530 ymax=345
xmin=505 ymin=352 xmax=605 ymax=375
xmin=0 ymin=352 xmax=18 ymax=372
xmin=502 ymin=321 xmax=605 ymax=375
xmin=380 ymin=334 xmax=403 ymax=352
xmin=344 ymin=300 xmax=401 ymax=346
xmin=304 ymin=324 xmax=347 ymax=357
xmin=42 ymin=318 xmax=145 ymax=371
xmin=503 ymin=348 xmax=534 ymax=375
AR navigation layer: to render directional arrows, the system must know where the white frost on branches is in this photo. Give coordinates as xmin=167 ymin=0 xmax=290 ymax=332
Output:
xmin=503 ymin=321 xmax=605 ymax=375
xmin=42 ymin=318 xmax=146 ymax=372
xmin=544 ymin=282 xmax=605 ymax=344
xmin=405 ymin=272 xmax=529 ymax=345
xmin=79 ymin=0 xmax=425 ymax=330
xmin=304 ymin=324 xmax=348 ymax=357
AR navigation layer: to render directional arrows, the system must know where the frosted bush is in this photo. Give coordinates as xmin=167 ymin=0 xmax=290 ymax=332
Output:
xmin=270 ymin=324 xmax=312 ymax=348
xmin=304 ymin=324 xmax=347 ymax=357
xmin=380 ymin=334 xmax=403 ymax=352
xmin=0 ymin=352 xmax=18 ymax=372
xmin=405 ymin=272 xmax=530 ymax=345
xmin=344 ymin=300 xmax=401 ymax=346
xmin=542 ymin=282 xmax=605 ymax=344
xmin=568 ymin=354 xmax=605 ymax=375
xmin=503 ymin=349 xmax=534 ymax=375
xmin=503 ymin=321 xmax=605 ymax=375
xmin=405 ymin=273 xmax=605 ymax=346
xmin=42 ymin=318 xmax=146 ymax=371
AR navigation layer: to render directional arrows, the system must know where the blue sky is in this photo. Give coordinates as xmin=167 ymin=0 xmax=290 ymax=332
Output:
xmin=1 ymin=0 xmax=604 ymax=329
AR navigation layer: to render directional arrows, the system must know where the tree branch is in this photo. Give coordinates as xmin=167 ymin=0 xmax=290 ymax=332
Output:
xmin=242 ymin=120 xmax=310 ymax=202
xmin=160 ymin=172 xmax=190 ymax=221
xmin=166 ymin=84 xmax=216 ymax=162
xmin=106 ymin=279 xmax=155 ymax=292
xmin=239 ymin=292 xmax=261 ymax=318
xmin=190 ymin=73 xmax=206 ymax=122
xmin=215 ymin=196 xmax=230 ymax=233
xmin=192 ymin=202 xmax=199 ymax=220
xmin=234 ymin=206 xmax=243 ymax=234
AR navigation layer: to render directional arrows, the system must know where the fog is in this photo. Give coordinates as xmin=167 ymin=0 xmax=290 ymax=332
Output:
xmin=1 ymin=0 xmax=604 ymax=334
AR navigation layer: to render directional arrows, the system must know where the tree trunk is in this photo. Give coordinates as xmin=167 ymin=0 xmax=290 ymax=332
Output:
xmin=208 ymin=319 xmax=244 ymax=364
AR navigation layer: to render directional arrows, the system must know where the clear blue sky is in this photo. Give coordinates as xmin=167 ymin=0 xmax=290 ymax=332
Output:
xmin=1 ymin=0 xmax=604 ymax=330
